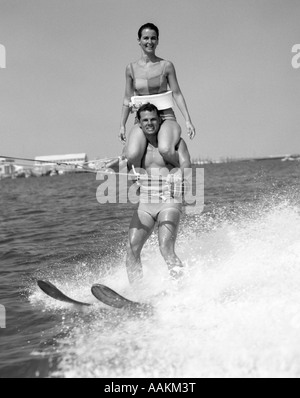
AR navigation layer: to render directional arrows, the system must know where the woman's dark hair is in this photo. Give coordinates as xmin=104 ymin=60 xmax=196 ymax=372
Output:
xmin=137 ymin=103 xmax=160 ymax=120
xmin=138 ymin=23 xmax=159 ymax=40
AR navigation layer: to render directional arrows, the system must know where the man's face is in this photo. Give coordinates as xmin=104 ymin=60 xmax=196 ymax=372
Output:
xmin=138 ymin=110 xmax=161 ymax=136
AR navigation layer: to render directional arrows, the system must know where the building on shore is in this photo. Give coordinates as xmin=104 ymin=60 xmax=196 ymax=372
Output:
xmin=0 ymin=158 xmax=15 ymax=179
xmin=34 ymin=153 xmax=88 ymax=175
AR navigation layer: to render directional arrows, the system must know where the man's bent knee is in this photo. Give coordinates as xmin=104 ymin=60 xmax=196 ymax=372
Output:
xmin=159 ymin=244 xmax=175 ymax=259
xmin=127 ymin=237 xmax=143 ymax=258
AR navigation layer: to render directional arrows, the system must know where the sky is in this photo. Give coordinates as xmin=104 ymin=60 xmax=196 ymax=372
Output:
xmin=0 ymin=0 xmax=300 ymax=161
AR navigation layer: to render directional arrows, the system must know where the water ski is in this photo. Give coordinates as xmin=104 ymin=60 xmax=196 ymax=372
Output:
xmin=37 ymin=280 xmax=91 ymax=307
xmin=91 ymin=284 xmax=151 ymax=311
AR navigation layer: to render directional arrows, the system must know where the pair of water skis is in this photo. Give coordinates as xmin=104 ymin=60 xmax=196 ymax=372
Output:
xmin=37 ymin=280 xmax=152 ymax=312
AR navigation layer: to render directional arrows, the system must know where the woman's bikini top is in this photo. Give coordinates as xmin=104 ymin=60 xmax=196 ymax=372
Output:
xmin=130 ymin=60 xmax=169 ymax=96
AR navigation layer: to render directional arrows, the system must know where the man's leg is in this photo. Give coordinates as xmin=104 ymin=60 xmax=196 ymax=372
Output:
xmin=126 ymin=209 xmax=155 ymax=284
xmin=157 ymin=208 xmax=184 ymax=279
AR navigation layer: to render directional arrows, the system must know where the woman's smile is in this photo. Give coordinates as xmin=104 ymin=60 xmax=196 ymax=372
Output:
xmin=139 ymin=29 xmax=158 ymax=53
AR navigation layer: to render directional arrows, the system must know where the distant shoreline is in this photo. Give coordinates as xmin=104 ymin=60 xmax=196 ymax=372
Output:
xmin=192 ymin=154 xmax=300 ymax=165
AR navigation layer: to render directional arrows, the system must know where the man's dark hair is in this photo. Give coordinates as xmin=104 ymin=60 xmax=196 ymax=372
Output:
xmin=136 ymin=103 xmax=160 ymax=121
xmin=138 ymin=23 xmax=160 ymax=40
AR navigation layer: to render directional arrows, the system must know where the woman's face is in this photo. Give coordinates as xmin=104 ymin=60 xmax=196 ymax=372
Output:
xmin=138 ymin=29 xmax=159 ymax=54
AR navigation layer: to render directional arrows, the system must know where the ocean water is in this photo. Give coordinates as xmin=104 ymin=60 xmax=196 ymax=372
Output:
xmin=1 ymin=159 xmax=300 ymax=378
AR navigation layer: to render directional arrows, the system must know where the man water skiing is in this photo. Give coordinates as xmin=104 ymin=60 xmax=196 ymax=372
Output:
xmin=125 ymin=103 xmax=192 ymax=284
xmin=37 ymin=104 xmax=192 ymax=308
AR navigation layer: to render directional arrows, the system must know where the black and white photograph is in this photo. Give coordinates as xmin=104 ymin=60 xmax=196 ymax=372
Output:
xmin=1 ymin=0 xmax=300 ymax=379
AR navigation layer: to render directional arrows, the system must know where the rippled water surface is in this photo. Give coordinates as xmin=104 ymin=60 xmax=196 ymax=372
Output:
xmin=1 ymin=160 xmax=300 ymax=378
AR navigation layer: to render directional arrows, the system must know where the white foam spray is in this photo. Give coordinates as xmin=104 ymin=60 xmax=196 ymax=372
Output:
xmin=32 ymin=197 xmax=300 ymax=378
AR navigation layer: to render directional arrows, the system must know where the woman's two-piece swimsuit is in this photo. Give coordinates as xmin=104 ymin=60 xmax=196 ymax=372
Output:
xmin=130 ymin=60 xmax=182 ymax=221
xmin=130 ymin=60 xmax=176 ymax=122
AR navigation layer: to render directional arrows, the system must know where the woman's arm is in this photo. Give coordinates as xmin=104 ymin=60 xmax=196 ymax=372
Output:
xmin=119 ymin=64 xmax=135 ymax=143
xmin=166 ymin=61 xmax=196 ymax=140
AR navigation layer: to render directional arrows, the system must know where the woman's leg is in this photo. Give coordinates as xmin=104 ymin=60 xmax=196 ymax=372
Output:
xmin=125 ymin=124 xmax=147 ymax=169
xmin=158 ymin=120 xmax=182 ymax=168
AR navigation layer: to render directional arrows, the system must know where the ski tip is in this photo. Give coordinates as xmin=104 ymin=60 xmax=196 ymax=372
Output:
xmin=37 ymin=279 xmax=92 ymax=307
xmin=37 ymin=279 xmax=52 ymax=291
xmin=91 ymin=284 xmax=153 ymax=313
xmin=91 ymin=284 xmax=133 ymax=309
